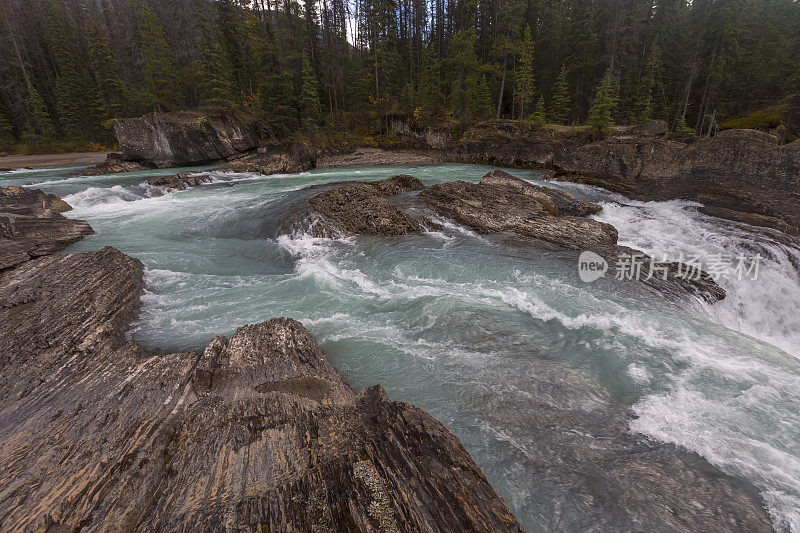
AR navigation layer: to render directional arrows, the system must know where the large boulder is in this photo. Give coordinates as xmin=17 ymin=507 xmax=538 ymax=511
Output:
xmin=0 ymin=186 xmax=93 ymax=270
xmin=0 ymin=247 xmax=524 ymax=532
xmin=418 ymin=171 xmax=725 ymax=302
xmin=113 ymin=111 xmax=262 ymax=167
xmin=305 ymin=175 xmax=427 ymax=237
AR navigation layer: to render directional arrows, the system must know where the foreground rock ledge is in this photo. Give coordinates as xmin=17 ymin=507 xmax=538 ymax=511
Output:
xmin=0 ymin=186 xmax=93 ymax=270
xmin=0 ymin=247 xmax=523 ymax=532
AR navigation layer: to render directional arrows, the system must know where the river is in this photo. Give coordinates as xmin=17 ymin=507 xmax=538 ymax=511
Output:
xmin=3 ymin=163 xmax=798 ymax=531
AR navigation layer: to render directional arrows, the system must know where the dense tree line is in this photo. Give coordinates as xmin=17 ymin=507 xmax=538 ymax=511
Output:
xmin=1 ymin=0 xmax=799 ymax=146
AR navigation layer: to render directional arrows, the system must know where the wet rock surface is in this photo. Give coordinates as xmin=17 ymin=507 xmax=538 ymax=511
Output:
xmin=225 ymin=141 xmax=317 ymax=175
xmin=554 ymin=128 xmax=800 ymax=231
xmin=0 ymin=245 xmax=523 ymax=532
xmin=80 ymin=152 xmax=153 ymax=175
xmin=0 ymin=186 xmax=93 ymax=270
xmin=304 ymin=174 xmax=427 ymax=237
xmin=145 ymin=172 xmax=213 ymax=191
xmin=419 ymin=171 xmax=725 ymax=302
xmin=419 ymin=170 xmax=618 ymax=249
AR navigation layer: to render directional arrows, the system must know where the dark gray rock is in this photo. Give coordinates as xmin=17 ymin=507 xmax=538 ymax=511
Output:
xmin=450 ymin=120 xmax=580 ymax=167
xmin=225 ymin=141 xmax=317 ymax=175
xmin=305 ymin=175 xmax=427 ymax=237
xmin=145 ymin=172 xmax=213 ymax=191
xmin=418 ymin=171 xmax=725 ymax=302
xmin=554 ymin=128 xmax=800 ymax=231
xmin=0 ymin=186 xmax=93 ymax=271
xmin=0 ymin=247 xmax=523 ymax=532
xmin=113 ymin=111 xmax=262 ymax=167
xmin=80 ymin=152 xmax=153 ymax=175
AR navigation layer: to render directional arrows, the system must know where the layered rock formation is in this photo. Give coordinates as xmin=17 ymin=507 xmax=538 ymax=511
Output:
xmin=145 ymin=172 xmax=213 ymax=191
xmin=225 ymin=141 xmax=317 ymax=175
xmin=554 ymin=129 xmax=800 ymax=232
xmin=0 ymin=191 xmax=523 ymax=532
xmin=303 ymin=174 xmax=427 ymax=237
xmin=450 ymin=120 xmax=584 ymax=167
xmin=80 ymin=152 xmax=153 ymax=175
xmin=113 ymin=111 xmax=262 ymax=167
xmin=418 ymin=170 xmax=725 ymax=302
xmin=0 ymin=186 xmax=93 ymax=270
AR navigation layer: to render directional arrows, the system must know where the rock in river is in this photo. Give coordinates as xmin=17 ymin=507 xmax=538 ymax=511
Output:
xmin=0 ymin=186 xmax=93 ymax=271
xmin=304 ymin=174 xmax=427 ymax=237
xmin=145 ymin=172 xmax=213 ymax=191
xmin=419 ymin=170 xmax=725 ymax=302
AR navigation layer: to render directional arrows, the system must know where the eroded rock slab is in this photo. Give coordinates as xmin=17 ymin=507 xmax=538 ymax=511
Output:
xmin=0 ymin=186 xmax=93 ymax=270
xmin=145 ymin=172 xmax=213 ymax=191
xmin=418 ymin=171 xmax=724 ymax=302
xmin=419 ymin=171 xmax=617 ymax=249
xmin=225 ymin=141 xmax=317 ymax=175
xmin=80 ymin=152 xmax=153 ymax=175
xmin=305 ymin=174 xmax=426 ymax=237
xmin=0 ymin=247 xmax=523 ymax=532
xmin=554 ymin=128 xmax=800 ymax=231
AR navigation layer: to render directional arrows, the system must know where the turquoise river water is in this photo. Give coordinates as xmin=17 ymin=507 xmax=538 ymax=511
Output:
xmin=2 ymin=163 xmax=799 ymax=531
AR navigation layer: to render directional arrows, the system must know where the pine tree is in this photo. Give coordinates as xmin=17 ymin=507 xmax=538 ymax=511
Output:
xmin=86 ymin=22 xmax=129 ymax=120
xmin=588 ymin=69 xmax=618 ymax=133
xmin=550 ymin=65 xmax=571 ymax=124
xmin=196 ymin=18 xmax=235 ymax=112
xmin=139 ymin=2 xmax=182 ymax=111
xmin=530 ymin=96 xmax=546 ymax=123
xmin=0 ymin=105 xmax=14 ymax=140
xmin=25 ymin=82 xmax=55 ymax=138
xmin=299 ymin=55 xmax=321 ymax=130
xmin=514 ymin=26 xmax=535 ymax=120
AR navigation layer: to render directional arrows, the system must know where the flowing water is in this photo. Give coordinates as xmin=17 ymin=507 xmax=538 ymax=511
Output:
xmin=3 ymin=163 xmax=799 ymax=531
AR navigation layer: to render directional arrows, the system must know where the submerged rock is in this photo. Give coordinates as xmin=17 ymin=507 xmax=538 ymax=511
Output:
xmin=0 ymin=186 xmax=93 ymax=270
xmin=304 ymin=174 xmax=427 ymax=237
xmin=554 ymin=128 xmax=800 ymax=231
xmin=112 ymin=111 xmax=262 ymax=168
xmin=0 ymin=246 xmax=523 ymax=532
xmin=145 ymin=172 xmax=213 ymax=191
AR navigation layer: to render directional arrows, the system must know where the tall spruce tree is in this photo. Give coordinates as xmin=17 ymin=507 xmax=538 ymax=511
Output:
xmin=514 ymin=26 xmax=536 ymax=121
xmin=588 ymin=69 xmax=619 ymax=133
xmin=550 ymin=65 xmax=571 ymax=124
xmin=139 ymin=2 xmax=182 ymax=111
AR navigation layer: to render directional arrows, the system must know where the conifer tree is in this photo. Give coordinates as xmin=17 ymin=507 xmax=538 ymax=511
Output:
xmin=139 ymin=2 xmax=182 ymax=111
xmin=588 ymin=70 xmax=619 ymax=133
xmin=196 ymin=18 xmax=236 ymax=112
xmin=530 ymin=96 xmax=546 ymax=123
xmin=514 ymin=26 xmax=535 ymax=120
xmin=86 ymin=22 xmax=129 ymax=120
xmin=299 ymin=55 xmax=321 ymax=130
xmin=25 ymin=82 xmax=55 ymax=138
xmin=550 ymin=65 xmax=571 ymax=124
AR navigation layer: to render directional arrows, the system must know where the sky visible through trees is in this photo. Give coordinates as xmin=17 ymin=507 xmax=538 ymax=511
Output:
xmin=1 ymin=0 xmax=799 ymax=145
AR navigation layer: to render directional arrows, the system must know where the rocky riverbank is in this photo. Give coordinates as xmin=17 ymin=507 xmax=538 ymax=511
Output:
xmin=76 ymin=111 xmax=798 ymax=236
xmin=0 ymin=187 xmax=523 ymax=531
